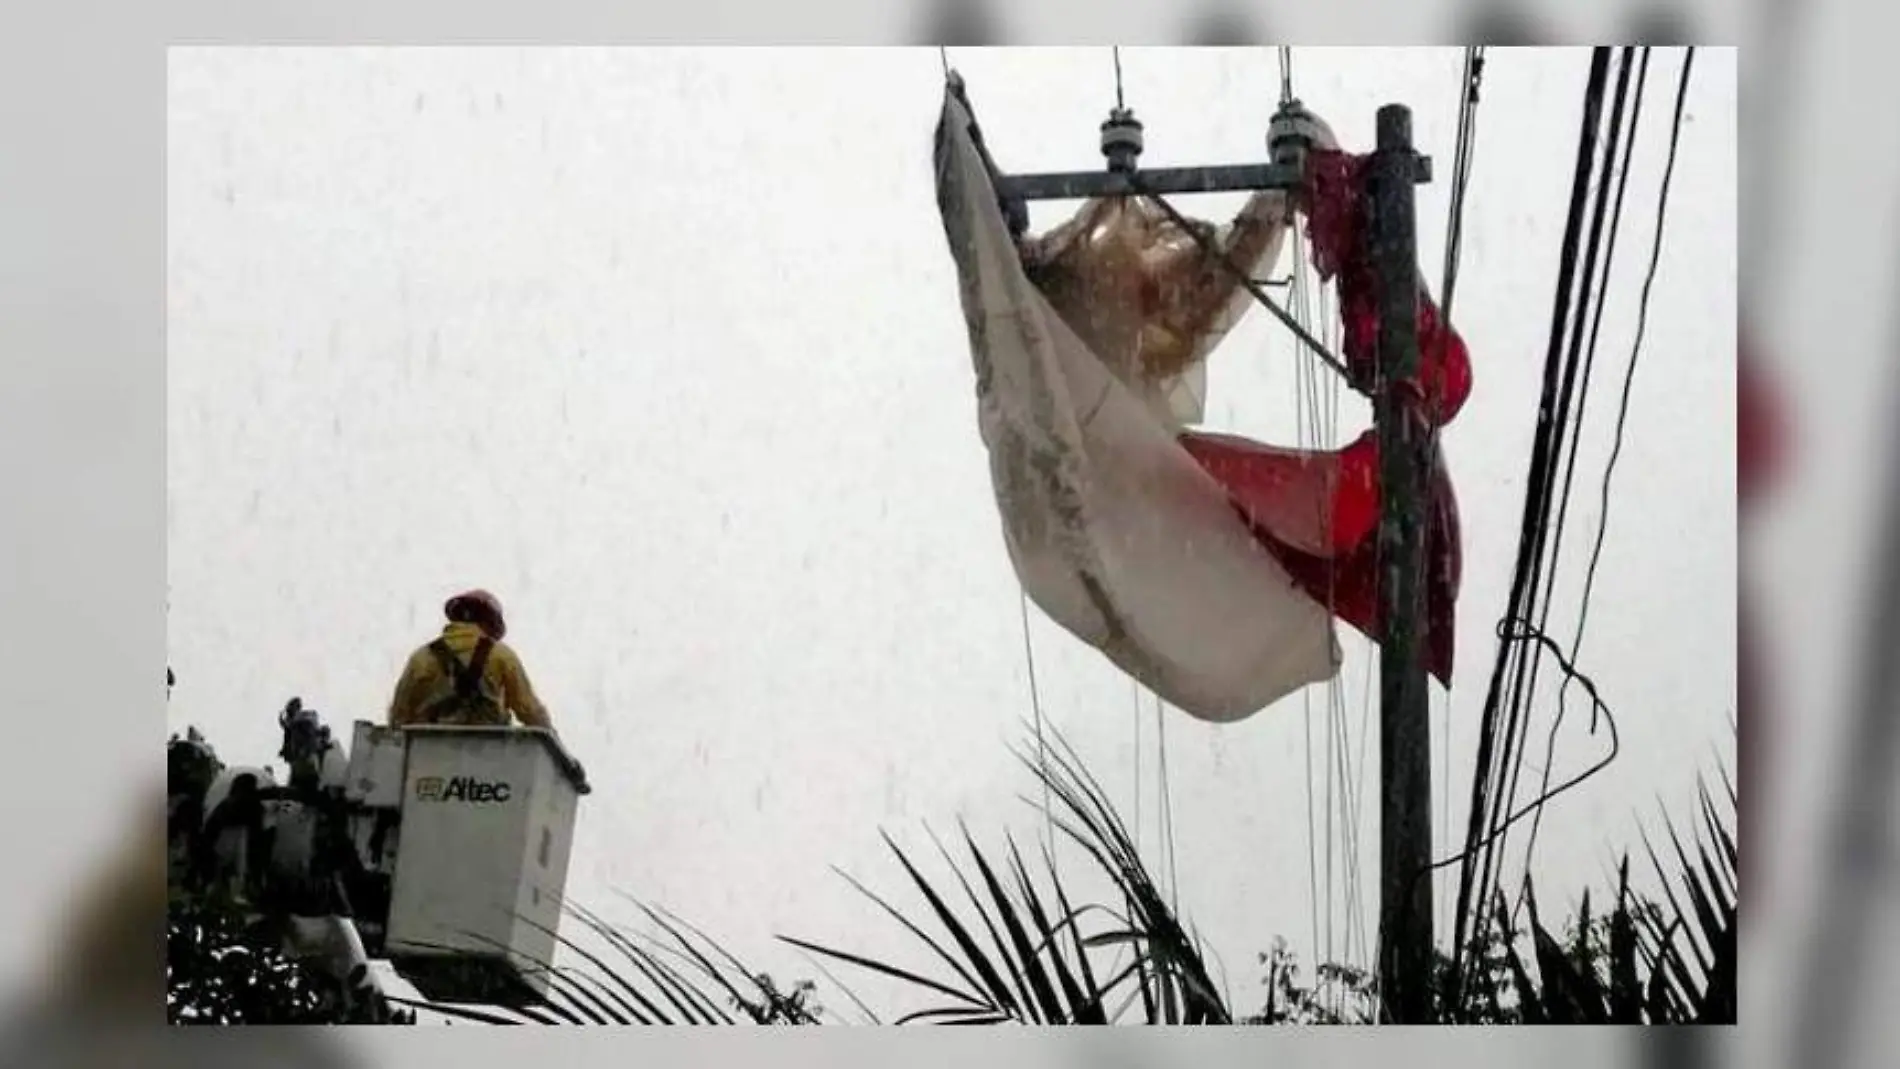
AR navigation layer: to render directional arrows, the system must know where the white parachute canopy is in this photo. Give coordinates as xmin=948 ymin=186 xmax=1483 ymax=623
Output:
xmin=933 ymin=83 xmax=1341 ymax=722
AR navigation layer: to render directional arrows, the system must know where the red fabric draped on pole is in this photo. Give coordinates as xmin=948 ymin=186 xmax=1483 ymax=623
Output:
xmin=1178 ymin=147 xmax=1473 ymax=686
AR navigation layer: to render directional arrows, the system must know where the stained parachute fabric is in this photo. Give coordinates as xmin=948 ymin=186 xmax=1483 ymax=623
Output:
xmin=1177 ymin=147 xmax=1472 ymax=685
xmin=1019 ymin=191 xmax=1295 ymax=430
xmin=933 ymin=84 xmax=1342 ymax=722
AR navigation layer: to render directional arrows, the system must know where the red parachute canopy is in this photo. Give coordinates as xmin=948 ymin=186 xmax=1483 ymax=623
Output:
xmin=1178 ymin=147 xmax=1473 ymax=686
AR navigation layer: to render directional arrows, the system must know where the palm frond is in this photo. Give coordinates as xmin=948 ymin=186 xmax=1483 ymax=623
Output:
xmin=403 ymin=898 xmax=826 ymax=1025
xmin=783 ymin=722 xmax=1231 ymax=1024
xmin=1635 ymin=768 xmax=1738 ymax=1024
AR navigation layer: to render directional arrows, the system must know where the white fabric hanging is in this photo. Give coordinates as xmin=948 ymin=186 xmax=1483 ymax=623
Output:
xmin=933 ymin=85 xmax=1341 ymax=722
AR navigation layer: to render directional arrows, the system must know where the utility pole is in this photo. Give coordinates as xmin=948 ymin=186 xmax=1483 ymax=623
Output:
xmin=1369 ymin=103 xmax=1434 ymax=1024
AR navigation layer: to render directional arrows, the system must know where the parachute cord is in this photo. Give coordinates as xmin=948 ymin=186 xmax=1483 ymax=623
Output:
xmin=1157 ymin=690 xmax=1179 ymax=912
xmin=1278 ymin=44 xmax=1362 ymax=985
xmin=1132 ymin=679 xmax=1144 ymax=857
xmin=1139 ymin=183 xmax=1358 ymax=388
xmin=1280 ymin=48 xmax=1376 ymax=981
xmin=939 ymin=46 xmax=950 ymax=80
xmin=1106 ymin=40 xmax=1178 ymax=914
xmin=1303 ymin=688 xmax=1322 ymax=974
xmin=1349 ymin=654 xmax=1373 ymax=964
xmin=1018 ymin=590 xmax=1056 ymax=870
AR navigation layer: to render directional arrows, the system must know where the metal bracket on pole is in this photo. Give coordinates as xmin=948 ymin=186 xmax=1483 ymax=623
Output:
xmin=985 ymin=99 xmax=1432 ymax=386
xmin=994 ymin=97 xmax=1430 ymax=202
xmin=996 ymin=155 xmax=1430 ymax=202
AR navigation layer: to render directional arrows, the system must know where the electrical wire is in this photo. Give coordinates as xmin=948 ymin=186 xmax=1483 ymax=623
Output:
xmin=1569 ymin=48 xmax=1692 ymax=669
xmin=1433 ymin=42 xmax=1484 ymax=945
xmin=1439 ymin=47 xmax=1484 ymax=327
xmin=1446 ymin=45 xmax=1615 ymax=1005
xmin=1492 ymin=46 xmax=1643 ymax=928
xmin=1398 ymin=617 xmax=1624 ymax=918
xmin=1522 ymin=47 xmax=1682 ymax=884
xmin=1476 ymin=46 xmax=1635 ymax=949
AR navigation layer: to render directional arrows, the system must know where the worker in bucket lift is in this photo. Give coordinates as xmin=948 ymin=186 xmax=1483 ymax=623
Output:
xmin=387 ymin=589 xmax=557 ymax=733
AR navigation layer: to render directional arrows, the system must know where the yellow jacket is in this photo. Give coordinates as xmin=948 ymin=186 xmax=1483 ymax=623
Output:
xmin=387 ymin=621 xmax=553 ymax=731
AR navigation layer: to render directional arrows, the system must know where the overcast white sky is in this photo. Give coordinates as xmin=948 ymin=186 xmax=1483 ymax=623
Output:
xmin=166 ymin=46 xmax=1735 ymax=1019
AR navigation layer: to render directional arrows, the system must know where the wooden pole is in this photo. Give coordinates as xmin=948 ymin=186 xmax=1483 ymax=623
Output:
xmin=1370 ymin=102 xmax=1434 ymax=1024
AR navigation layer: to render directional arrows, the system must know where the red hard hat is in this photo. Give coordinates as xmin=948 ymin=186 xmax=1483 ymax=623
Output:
xmin=444 ymin=588 xmax=507 ymax=640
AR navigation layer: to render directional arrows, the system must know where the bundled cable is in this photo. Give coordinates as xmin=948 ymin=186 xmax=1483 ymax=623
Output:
xmin=1444 ymin=46 xmax=1627 ymax=1007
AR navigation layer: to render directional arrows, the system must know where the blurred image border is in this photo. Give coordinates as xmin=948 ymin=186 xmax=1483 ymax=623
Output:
xmin=0 ymin=1 xmax=1798 ymax=1066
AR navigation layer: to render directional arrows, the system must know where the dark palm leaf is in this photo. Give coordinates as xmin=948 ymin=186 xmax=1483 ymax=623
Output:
xmin=783 ymin=722 xmax=1232 ymax=1024
xmin=1018 ymin=723 xmax=1229 ymax=1022
xmin=1496 ymin=891 xmax=1545 ymax=1025
xmin=402 ymin=899 xmax=825 ymax=1025
xmin=1607 ymin=859 xmax=1642 ymax=1022
xmin=925 ymin=824 xmax=1039 ymax=1018
xmin=385 ymin=995 xmax=531 ymax=1025
xmin=1007 ymin=838 xmax=1105 ymax=1022
xmin=1520 ymin=883 xmax=1607 ymax=1023
xmin=569 ymin=907 xmax=731 ymax=1023
xmin=1626 ymin=759 xmax=1739 ymax=1024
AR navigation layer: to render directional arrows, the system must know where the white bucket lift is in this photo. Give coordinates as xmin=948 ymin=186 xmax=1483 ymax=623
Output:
xmin=345 ymin=721 xmax=589 ymax=1007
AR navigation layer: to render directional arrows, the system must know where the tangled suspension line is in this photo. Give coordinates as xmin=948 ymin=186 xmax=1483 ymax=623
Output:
xmin=1019 ymin=590 xmax=1056 ymax=867
xmin=1102 ymin=43 xmax=1182 ymax=909
xmin=1270 ymin=43 xmax=1372 ymax=992
xmin=931 ymin=43 xmax=1058 ymax=868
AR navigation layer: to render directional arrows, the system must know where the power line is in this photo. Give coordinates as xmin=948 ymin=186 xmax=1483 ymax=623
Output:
xmin=1483 ymin=45 xmax=1639 ymax=939
xmin=1395 ymin=617 xmax=1624 ymax=923
xmin=1434 ymin=43 xmax=1484 ymax=939
xmin=1489 ymin=45 xmax=1639 ymax=891
xmin=1523 ymin=47 xmax=1692 ymax=879
xmin=1570 ymin=48 xmax=1692 ymax=660
xmin=1446 ymin=45 xmax=1615 ymax=1007
xmin=1508 ymin=44 xmax=1649 ymax=900
xmin=1440 ymin=47 xmax=1485 ymax=326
